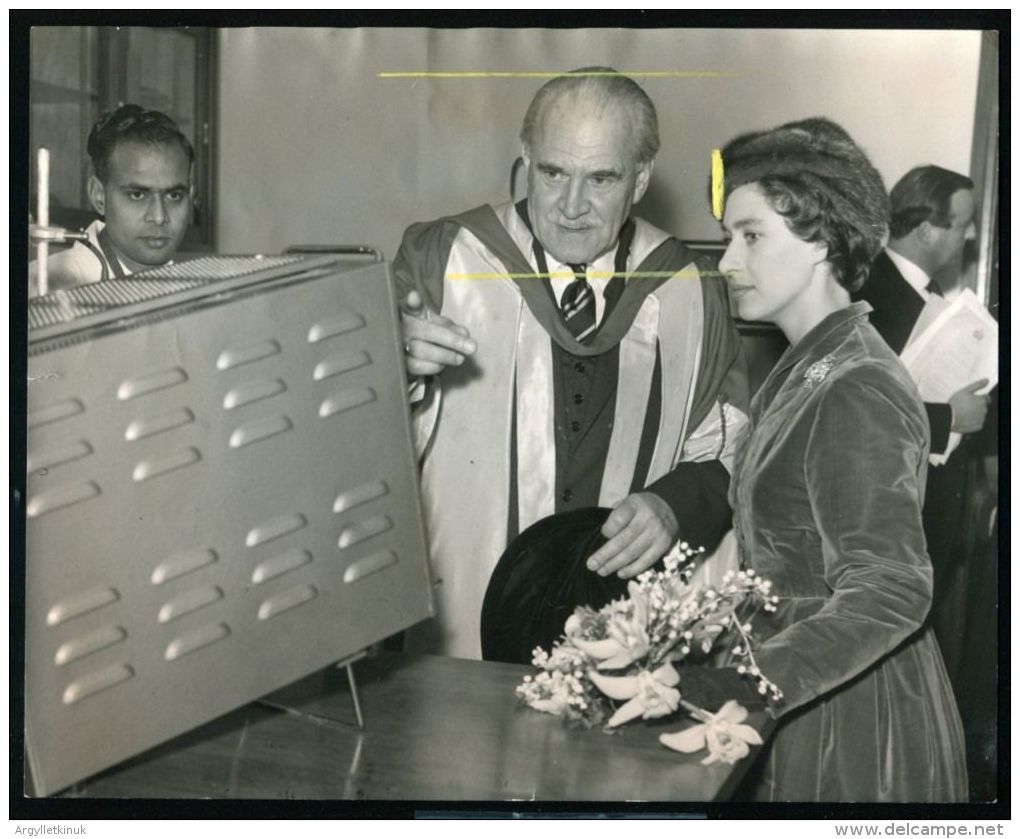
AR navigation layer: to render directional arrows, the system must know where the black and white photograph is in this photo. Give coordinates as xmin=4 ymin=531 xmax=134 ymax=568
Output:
xmin=11 ymin=12 xmax=1006 ymax=823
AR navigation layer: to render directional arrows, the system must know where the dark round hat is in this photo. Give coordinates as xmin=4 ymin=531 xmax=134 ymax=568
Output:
xmin=480 ymin=507 xmax=630 ymax=665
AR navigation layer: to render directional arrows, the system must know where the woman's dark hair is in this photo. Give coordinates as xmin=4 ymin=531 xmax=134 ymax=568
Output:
xmin=721 ymin=118 xmax=890 ymax=293
xmin=87 ymin=104 xmax=194 ymax=182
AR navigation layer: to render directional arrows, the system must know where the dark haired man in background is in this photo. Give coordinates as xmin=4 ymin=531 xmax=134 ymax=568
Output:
xmin=29 ymin=104 xmax=194 ymax=297
xmin=856 ymin=165 xmax=995 ymax=795
xmin=856 ymin=165 xmax=988 ymax=540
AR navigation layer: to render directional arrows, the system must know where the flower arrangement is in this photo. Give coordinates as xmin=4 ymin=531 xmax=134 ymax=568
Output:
xmin=515 ymin=543 xmax=782 ymax=764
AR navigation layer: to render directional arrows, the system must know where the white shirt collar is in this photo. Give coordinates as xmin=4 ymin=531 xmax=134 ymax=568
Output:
xmin=885 ymin=247 xmax=932 ymax=300
xmin=545 ymin=248 xmax=619 ymax=326
xmin=83 ymin=218 xmax=136 ymax=277
xmin=506 ymin=203 xmax=624 ymax=327
xmin=83 ymin=218 xmax=105 ymax=245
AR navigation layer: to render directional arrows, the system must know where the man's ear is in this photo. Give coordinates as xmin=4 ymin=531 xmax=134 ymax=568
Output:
xmin=633 ymin=159 xmax=654 ymax=203
xmin=916 ymin=220 xmax=938 ymax=245
xmin=87 ymin=174 xmax=106 ymax=216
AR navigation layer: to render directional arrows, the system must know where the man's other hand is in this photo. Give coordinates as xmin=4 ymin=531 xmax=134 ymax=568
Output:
xmin=400 ymin=290 xmax=476 ymax=377
xmin=949 ymin=378 xmax=990 ymax=434
xmin=586 ymin=492 xmax=679 ymax=580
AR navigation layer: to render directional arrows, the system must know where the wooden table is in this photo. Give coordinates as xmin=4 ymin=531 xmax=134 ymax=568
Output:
xmin=65 ymin=652 xmax=771 ymax=801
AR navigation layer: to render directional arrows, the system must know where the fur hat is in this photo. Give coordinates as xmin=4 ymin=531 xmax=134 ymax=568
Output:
xmin=719 ymin=118 xmax=890 ymax=291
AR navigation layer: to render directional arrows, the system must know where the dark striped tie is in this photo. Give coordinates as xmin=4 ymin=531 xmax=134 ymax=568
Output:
xmin=925 ymin=280 xmax=944 ymax=298
xmin=561 ymin=263 xmax=596 ymax=342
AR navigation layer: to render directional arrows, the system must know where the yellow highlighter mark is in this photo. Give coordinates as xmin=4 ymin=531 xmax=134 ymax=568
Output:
xmin=711 ymin=149 xmax=725 ymax=221
xmin=446 ymin=268 xmax=710 ymax=281
xmin=379 ymin=70 xmax=738 ymax=80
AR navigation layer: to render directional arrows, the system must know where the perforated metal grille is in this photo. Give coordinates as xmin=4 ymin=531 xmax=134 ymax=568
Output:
xmin=139 ymin=255 xmax=306 ymax=281
xmin=28 ymin=256 xmax=308 ymax=331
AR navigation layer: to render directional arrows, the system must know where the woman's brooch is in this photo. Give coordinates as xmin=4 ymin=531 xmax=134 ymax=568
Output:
xmin=803 ymin=353 xmax=836 ymax=390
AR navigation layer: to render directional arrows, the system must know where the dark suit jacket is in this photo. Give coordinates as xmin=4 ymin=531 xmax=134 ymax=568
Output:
xmin=856 ymin=251 xmax=953 ymax=454
xmin=858 ymin=258 xmax=999 ymax=708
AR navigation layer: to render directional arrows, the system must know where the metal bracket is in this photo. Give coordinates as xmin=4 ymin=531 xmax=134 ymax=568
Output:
xmin=257 ymin=648 xmax=368 ymax=730
xmin=283 ymin=244 xmax=383 ymax=263
xmin=334 ymin=649 xmax=367 ymax=730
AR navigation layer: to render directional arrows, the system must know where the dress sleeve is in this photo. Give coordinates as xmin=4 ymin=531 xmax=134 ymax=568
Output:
xmin=753 ymin=365 xmax=933 ymax=718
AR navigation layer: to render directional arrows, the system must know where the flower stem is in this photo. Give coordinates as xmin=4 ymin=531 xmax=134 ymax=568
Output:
xmin=680 ymin=699 xmax=714 ymax=724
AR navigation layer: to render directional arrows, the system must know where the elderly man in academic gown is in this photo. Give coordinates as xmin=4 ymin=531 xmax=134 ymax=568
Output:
xmin=395 ymin=68 xmax=749 ymax=659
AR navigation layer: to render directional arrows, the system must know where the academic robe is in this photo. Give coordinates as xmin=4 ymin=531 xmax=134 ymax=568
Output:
xmin=393 ymin=201 xmax=748 ymax=659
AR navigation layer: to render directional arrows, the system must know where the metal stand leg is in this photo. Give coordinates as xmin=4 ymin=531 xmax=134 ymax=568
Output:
xmin=258 ymin=648 xmax=369 ymax=730
xmin=343 ymin=661 xmax=365 ymax=730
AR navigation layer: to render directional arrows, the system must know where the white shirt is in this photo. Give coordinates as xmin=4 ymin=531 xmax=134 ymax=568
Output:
xmin=885 ymin=247 xmax=933 ymax=301
xmin=545 ymin=247 xmax=619 ymax=327
xmin=28 ymin=220 xmax=131 ymax=298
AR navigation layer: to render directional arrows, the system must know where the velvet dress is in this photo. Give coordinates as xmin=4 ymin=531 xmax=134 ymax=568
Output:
xmin=732 ymin=302 xmax=968 ymax=802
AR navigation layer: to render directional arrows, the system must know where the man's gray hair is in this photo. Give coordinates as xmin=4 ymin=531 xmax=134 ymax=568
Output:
xmin=519 ymin=67 xmax=661 ymax=165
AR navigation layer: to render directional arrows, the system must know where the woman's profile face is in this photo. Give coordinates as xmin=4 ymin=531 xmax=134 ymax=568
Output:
xmin=719 ymin=184 xmax=825 ymax=326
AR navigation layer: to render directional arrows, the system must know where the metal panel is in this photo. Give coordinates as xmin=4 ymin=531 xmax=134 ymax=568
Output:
xmin=25 ymin=255 xmax=433 ymax=796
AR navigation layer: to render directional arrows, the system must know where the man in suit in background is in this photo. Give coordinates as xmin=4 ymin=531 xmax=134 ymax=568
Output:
xmin=856 ymin=165 xmax=994 ymax=791
xmin=859 ymin=166 xmax=987 ymax=438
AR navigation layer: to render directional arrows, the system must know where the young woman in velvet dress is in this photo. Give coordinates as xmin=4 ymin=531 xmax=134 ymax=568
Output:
xmin=680 ymin=118 xmax=967 ymax=802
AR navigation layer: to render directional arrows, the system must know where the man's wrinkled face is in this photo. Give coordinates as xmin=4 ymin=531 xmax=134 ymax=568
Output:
xmin=524 ymin=95 xmax=652 ymax=266
xmin=88 ymin=140 xmax=192 ymax=271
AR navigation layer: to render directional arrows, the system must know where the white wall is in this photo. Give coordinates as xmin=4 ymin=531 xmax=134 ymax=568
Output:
xmin=216 ymin=28 xmax=981 ymax=260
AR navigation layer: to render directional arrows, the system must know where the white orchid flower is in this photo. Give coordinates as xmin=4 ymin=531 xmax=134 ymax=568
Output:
xmin=572 ymin=582 xmax=650 ymax=669
xmin=588 ymin=663 xmax=681 ymax=727
xmin=659 ymin=699 xmax=763 ymax=764
xmin=564 ymin=613 xmax=583 ymax=637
